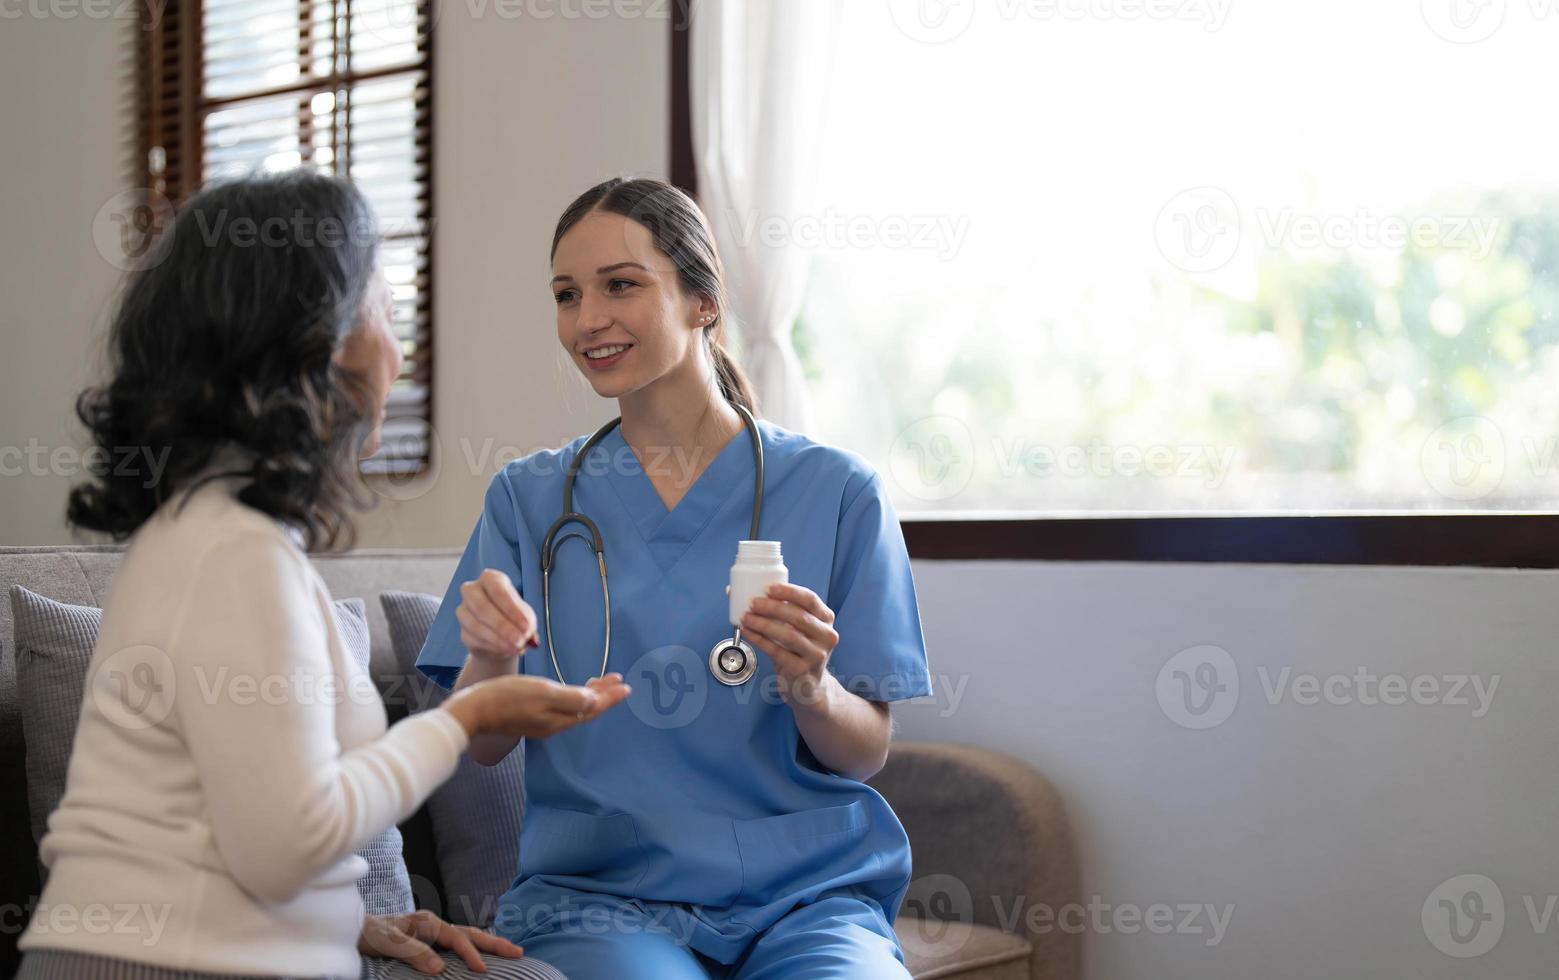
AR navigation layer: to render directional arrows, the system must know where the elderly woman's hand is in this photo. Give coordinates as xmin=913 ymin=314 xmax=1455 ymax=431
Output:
xmin=442 ymin=672 xmax=631 ymax=740
xmin=358 ymin=910 xmax=525 ymax=975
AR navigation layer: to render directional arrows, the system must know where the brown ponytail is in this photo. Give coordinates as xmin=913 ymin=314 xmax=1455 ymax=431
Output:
xmin=706 ymin=325 xmax=758 ymax=416
xmin=552 ymin=177 xmax=759 ymax=417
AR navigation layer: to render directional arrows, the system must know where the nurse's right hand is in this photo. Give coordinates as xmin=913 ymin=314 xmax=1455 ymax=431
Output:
xmin=456 ymin=569 xmax=539 ymax=660
xmin=443 ymin=673 xmax=631 ymax=740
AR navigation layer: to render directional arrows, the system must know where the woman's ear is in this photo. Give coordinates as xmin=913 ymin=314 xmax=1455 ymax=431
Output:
xmin=691 ymin=293 xmax=720 ymax=328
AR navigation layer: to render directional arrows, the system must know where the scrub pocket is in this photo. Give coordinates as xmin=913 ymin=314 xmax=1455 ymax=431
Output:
xmin=522 ymin=808 xmax=646 ymax=892
xmin=732 ymin=800 xmax=873 ymax=906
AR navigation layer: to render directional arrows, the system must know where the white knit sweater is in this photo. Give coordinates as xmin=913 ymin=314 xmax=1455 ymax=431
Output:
xmin=20 ymin=471 xmax=469 ymax=976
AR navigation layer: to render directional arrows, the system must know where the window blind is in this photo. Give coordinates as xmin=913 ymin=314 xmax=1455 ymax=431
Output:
xmin=136 ymin=0 xmax=435 ymax=475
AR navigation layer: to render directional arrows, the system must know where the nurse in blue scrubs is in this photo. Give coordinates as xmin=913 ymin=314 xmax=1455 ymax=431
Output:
xmin=416 ymin=178 xmax=933 ymax=979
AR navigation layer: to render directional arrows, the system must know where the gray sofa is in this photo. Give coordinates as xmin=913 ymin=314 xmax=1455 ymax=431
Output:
xmin=0 ymin=545 xmax=1080 ymax=980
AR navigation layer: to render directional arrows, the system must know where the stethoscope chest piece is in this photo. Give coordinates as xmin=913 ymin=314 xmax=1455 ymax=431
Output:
xmin=708 ymin=636 xmax=758 ymax=686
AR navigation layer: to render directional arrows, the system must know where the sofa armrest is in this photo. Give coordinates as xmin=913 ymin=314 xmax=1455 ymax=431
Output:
xmin=869 ymin=741 xmax=1081 ymax=980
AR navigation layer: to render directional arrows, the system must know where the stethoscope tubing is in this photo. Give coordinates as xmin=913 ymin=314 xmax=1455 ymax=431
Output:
xmin=541 ymin=404 xmax=764 ymax=685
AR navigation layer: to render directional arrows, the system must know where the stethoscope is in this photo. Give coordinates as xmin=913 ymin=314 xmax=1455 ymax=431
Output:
xmin=541 ymin=404 xmax=765 ymax=688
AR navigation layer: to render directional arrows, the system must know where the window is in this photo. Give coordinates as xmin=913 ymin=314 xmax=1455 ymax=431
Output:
xmin=783 ymin=2 xmax=1558 ymax=518
xmin=135 ymin=0 xmax=434 ymax=475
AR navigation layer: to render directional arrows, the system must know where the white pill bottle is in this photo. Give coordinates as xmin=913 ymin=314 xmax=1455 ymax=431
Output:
xmin=729 ymin=540 xmax=788 ymax=625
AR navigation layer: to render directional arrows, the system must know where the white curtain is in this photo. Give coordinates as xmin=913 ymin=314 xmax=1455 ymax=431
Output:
xmin=690 ymin=0 xmax=842 ymax=433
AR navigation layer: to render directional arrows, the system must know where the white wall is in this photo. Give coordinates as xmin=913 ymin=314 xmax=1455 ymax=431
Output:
xmin=3 ymin=11 xmax=1554 ymax=980
xmin=0 ymin=10 xmax=131 ymax=546
xmin=349 ymin=0 xmax=671 ymax=548
xmin=898 ymin=559 xmax=1559 ymax=979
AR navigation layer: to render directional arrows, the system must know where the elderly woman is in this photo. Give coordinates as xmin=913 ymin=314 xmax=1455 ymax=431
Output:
xmin=16 ymin=171 xmax=629 ymax=980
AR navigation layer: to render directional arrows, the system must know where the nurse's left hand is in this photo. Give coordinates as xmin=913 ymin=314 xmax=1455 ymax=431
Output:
xmin=359 ymin=910 xmax=525 ymax=975
xmin=741 ymin=583 xmax=839 ymax=706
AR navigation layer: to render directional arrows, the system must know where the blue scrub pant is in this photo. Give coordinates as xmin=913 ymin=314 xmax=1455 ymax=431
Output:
xmin=513 ymin=894 xmax=911 ymax=980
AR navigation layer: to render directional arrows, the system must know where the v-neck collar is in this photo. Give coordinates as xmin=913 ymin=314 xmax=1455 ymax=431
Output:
xmin=599 ymin=422 xmax=759 ymax=573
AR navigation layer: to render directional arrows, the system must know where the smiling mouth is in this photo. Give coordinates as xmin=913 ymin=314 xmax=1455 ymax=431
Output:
xmin=583 ymin=344 xmax=633 ymax=361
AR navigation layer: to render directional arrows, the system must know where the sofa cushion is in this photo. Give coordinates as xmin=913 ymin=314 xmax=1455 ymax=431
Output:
xmin=381 ymin=590 xmax=525 ymax=928
xmin=8 ymin=586 xmax=414 ymax=917
xmin=897 ymin=917 xmax=1034 ymax=980
xmin=333 ymin=597 xmax=416 ymax=917
xmin=9 ymin=586 xmax=99 ymax=852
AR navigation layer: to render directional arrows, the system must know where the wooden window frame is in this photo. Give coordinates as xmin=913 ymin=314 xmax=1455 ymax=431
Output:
xmin=135 ymin=0 xmax=435 ymax=476
xmin=668 ymin=17 xmax=1558 ymax=569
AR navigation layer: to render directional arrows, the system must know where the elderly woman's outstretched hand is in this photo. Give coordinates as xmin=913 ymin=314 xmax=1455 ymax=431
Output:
xmin=443 ymin=672 xmax=631 ymax=740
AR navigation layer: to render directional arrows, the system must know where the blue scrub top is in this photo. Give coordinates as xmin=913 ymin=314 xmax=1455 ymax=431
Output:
xmin=416 ymin=420 xmax=933 ymax=962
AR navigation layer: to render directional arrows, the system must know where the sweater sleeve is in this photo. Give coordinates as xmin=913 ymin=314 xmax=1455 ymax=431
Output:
xmin=166 ymin=528 xmax=469 ymax=905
